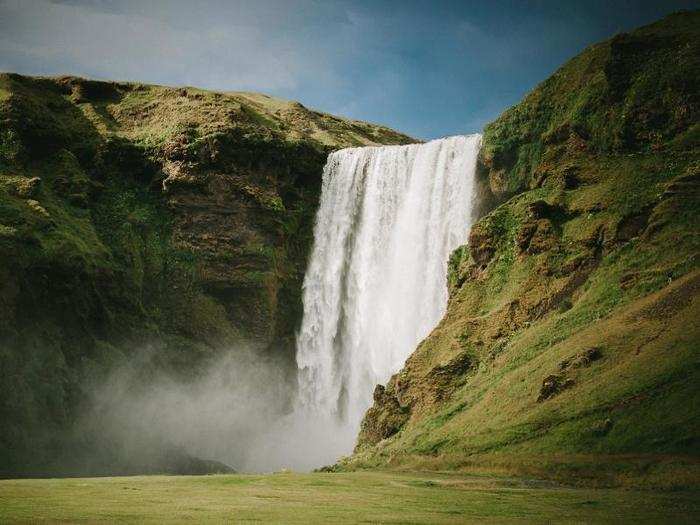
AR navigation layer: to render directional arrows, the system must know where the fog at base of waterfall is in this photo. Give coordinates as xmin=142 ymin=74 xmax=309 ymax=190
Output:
xmin=77 ymin=344 xmax=354 ymax=474
xmin=296 ymin=134 xmax=482 ymax=438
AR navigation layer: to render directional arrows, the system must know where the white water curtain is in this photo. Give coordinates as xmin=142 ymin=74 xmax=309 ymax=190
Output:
xmin=296 ymin=134 xmax=482 ymax=428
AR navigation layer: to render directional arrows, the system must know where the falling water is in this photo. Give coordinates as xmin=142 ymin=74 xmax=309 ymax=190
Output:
xmin=295 ymin=134 xmax=481 ymax=439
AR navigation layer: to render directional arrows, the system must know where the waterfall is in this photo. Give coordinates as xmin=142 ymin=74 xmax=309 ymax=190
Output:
xmin=295 ymin=134 xmax=481 ymax=434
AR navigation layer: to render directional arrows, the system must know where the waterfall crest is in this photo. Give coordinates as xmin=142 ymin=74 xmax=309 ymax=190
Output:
xmin=295 ymin=134 xmax=482 ymax=430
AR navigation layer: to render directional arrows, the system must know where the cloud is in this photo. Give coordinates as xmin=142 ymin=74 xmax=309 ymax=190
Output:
xmin=0 ymin=0 xmax=339 ymax=91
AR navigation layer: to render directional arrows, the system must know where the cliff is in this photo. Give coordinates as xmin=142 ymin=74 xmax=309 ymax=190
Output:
xmin=352 ymin=11 xmax=699 ymax=488
xmin=0 ymin=73 xmax=412 ymax=475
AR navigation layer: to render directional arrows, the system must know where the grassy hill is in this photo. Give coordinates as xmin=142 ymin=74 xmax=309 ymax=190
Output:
xmin=351 ymin=11 xmax=700 ymax=488
xmin=0 ymin=73 xmax=412 ymax=476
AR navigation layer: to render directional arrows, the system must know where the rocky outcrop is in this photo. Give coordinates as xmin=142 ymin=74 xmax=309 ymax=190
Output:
xmin=351 ymin=11 xmax=700 ymax=486
xmin=356 ymin=384 xmax=410 ymax=448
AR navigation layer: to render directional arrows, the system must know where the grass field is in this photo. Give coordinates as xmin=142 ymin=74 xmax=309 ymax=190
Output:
xmin=0 ymin=471 xmax=698 ymax=523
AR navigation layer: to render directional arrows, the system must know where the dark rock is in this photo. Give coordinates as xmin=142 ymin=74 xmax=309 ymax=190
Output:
xmin=315 ymin=464 xmax=340 ymax=473
xmin=515 ymin=201 xmax=564 ymax=256
xmin=468 ymin=222 xmax=496 ymax=266
xmin=356 ymin=384 xmax=410 ymax=449
xmin=526 ymin=200 xmax=558 ymax=220
xmin=559 ymin=347 xmax=602 ymax=371
xmin=559 ymin=251 xmax=596 ymax=275
xmin=517 ymin=218 xmax=556 ymax=255
xmin=421 ymin=351 xmax=477 ymax=405
xmin=373 ymin=384 xmax=387 ymax=402
xmin=161 ymin=450 xmax=236 ymax=475
xmin=616 ymin=208 xmax=651 ymax=242
xmin=620 ymin=271 xmax=638 ymax=290
xmin=562 ymin=167 xmax=581 ymax=189
xmin=592 ymin=418 xmax=614 ymax=436
xmin=537 ymin=374 xmax=575 ymax=402
xmin=660 ymin=169 xmax=700 ymax=199
xmin=59 ymin=77 xmax=122 ymax=103
xmin=516 ymin=222 xmax=537 ymax=253
xmin=556 ymin=297 xmax=573 ymax=313
xmin=428 ymin=351 xmax=475 ymax=378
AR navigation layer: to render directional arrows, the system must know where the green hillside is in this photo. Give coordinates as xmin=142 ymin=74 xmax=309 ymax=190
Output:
xmin=351 ymin=11 xmax=700 ymax=488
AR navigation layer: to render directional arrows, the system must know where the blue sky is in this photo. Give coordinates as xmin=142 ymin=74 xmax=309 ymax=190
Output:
xmin=1 ymin=0 xmax=697 ymax=139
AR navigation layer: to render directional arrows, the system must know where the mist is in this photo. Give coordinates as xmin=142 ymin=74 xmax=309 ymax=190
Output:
xmin=72 ymin=344 xmax=356 ymax=474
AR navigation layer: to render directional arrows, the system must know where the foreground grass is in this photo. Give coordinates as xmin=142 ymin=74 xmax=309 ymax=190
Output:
xmin=0 ymin=471 xmax=698 ymax=524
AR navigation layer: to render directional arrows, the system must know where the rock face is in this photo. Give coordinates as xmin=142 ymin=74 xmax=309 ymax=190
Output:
xmin=351 ymin=11 xmax=700 ymax=486
xmin=0 ymin=73 xmax=412 ymax=475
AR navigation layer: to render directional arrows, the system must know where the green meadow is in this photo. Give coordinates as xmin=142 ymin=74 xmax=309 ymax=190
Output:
xmin=1 ymin=471 xmax=698 ymax=524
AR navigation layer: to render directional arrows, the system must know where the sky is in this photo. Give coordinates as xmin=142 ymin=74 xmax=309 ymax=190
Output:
xmin=1 ymin=0 xmax=698 ymax=139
